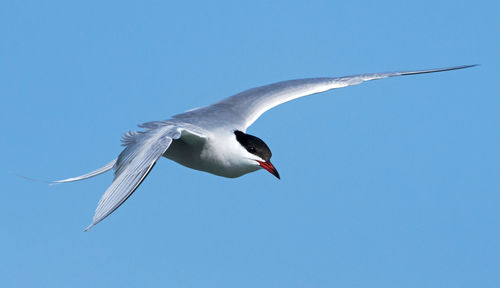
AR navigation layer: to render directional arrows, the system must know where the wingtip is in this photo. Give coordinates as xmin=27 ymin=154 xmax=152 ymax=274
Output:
xmin=84 ymin=223 xmax=95 ymax=232
xmin=396 ymin=64 xmax=479 ymax=77
xmin=437 ymin=64 xmax=479 ymax=71
xmin=459 ymin=64 xmax=479 ymax=69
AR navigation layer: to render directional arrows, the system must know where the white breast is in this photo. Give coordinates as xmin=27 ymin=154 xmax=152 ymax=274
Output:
xmin=163 ymin=129 xmax=260 ymax=178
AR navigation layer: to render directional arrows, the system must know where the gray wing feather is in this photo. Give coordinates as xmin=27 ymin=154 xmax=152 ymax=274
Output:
xmin=210 ymin=65 xmax=476 ymax=129
xmin=85 ymin=125 xmax=181 ymax=231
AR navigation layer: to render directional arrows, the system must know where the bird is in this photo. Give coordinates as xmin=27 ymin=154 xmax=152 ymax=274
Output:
xmin=51 ymin=65 xmax=476 ymax=230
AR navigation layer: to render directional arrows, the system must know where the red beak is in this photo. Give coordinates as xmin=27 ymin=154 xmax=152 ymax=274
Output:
xmin=257 ymin=160 xmax=280 ymax=179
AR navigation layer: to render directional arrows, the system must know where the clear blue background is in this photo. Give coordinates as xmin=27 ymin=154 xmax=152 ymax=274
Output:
xmin=1 ymin=0 xmax=498 ymax=287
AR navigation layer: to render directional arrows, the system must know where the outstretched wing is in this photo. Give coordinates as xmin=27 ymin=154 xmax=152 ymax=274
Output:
xmin=85 ymin=125 xmax=182 ymax=231
xmin=212 ymin=65 xmax=476 ymax=129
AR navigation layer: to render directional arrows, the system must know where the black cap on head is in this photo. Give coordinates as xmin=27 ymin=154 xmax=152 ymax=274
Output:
xmin=234 ymin=130 xmax=272 ymax=161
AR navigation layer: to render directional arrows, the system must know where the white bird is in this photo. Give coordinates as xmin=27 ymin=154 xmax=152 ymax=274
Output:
xmin=52 ymin=65 xmax=476 ymax=230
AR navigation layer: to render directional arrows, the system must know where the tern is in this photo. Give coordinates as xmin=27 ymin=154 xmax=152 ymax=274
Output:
xmin=52 ymin=65 xmax=476 ymax=230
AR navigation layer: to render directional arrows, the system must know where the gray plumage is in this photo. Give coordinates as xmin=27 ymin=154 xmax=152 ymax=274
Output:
xmin=51 ymin=65 xmax=476 ymax=230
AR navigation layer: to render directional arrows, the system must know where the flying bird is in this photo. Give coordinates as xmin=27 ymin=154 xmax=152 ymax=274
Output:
xmin=52 ymin=65 xmax=476 ymax=230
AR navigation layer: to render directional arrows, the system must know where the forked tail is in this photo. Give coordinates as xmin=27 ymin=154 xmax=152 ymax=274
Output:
xmin=50 ymin=159 xmax=116 ymax=184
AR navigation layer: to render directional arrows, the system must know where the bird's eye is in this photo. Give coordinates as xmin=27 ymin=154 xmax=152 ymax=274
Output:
xmin=248 ymin=147 xmax=256 ymax=153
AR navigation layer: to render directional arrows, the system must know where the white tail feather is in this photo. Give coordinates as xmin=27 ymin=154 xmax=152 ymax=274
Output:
xmin=50 ymin=159 xmax=117 ymax=185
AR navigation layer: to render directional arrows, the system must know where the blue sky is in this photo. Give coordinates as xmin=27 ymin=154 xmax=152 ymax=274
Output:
xmin=1 ymin=0 xmax=498 ymax=287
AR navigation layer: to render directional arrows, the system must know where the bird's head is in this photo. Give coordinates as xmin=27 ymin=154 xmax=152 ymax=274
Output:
xmin=234 ymin=130 xmax=280 ymax=179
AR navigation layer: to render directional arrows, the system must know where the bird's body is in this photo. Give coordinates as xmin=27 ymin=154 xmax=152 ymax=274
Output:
xmin=162 ymin=123 xmax=259 ymax=178
xmin=50 ymin=65 xmax=476 ymax=230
